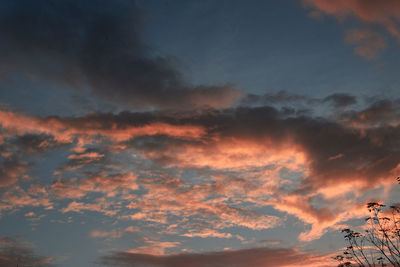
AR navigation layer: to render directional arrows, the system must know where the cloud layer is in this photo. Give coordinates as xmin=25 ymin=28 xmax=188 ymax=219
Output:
xmin=0 ymin=0 xmax=240 ymax=110
xmin=0 ymin=95 xmax=399 ymax=245
xmin=100 ymin=247 xmax=333 ymax=267
xmin=0 ymin=236 xmax=52 ymax=267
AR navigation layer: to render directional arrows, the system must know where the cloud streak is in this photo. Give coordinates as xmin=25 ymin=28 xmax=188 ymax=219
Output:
xmin=100 ymin=247 xmax=334 ymax=267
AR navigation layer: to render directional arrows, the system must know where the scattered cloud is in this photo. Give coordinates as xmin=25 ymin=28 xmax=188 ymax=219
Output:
xmin=90 ymin=226 xmax=139 ymax=240
xmin=0 ymin=95 xmax=399 ymax=251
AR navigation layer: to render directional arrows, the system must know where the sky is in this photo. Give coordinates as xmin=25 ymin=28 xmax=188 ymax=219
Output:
xmin=0 ymin=0 xmax=400 ymax=266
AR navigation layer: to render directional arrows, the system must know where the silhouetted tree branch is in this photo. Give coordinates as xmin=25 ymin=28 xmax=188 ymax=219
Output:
xmin=335 ymin=202 xmax=400 ymax=266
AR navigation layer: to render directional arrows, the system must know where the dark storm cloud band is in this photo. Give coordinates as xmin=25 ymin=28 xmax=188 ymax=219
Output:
xmin=0 ymin=0 xmax=240 ymax=110
xmin=99 ymin=247 xmax=332 ymax=267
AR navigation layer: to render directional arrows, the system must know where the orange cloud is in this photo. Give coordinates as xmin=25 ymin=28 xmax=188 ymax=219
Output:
xmin=182 ymin=229 xmax=233 ymax=239
xmin=127 ymin=240 xmax=181 ymax=256
xmin=345 ymin=29 xmax=386 ymax=59
xmin=303 ymin=0 xmax=400 ymax=58
xmin=90 ymin=226 xmax=139 ymax=240
xmin=140 ymin=137 xmax=307 ymax=171
xmin=61 ymin=198 xmax=117 ymax=216
xmin=1 ymin=103 xmax=399 ymax=247
xmin=0 ymin=186 xmax=53 ymax=215
xmin=51 ymin=172 xmax=138 ymax=199
xmin=0 ymin=160 xmax=29 ymax=188
xmin=124 ymin=175 xmax=281 ymax=231
xmin=0 ymin=110 xmax=206 ymax=146
xmin=303 ymin=0 xmax=400 ymax=37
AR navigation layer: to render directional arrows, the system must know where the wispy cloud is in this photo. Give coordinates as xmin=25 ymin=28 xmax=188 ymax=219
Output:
xmin=303 ymin=0 xmax=400 ymax=59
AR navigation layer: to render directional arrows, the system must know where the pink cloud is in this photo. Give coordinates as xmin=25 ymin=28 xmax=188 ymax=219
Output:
xmin=90 ymin=226 xmax=139 ymax=240
xmin=0 ymin=160 xmax=29 ymax=188
xmin=127 ymin=240 xmax=181 ymax=256
xmin=345 ymin=29 xmax=386 ymax=59
xmin=0 ymin=103 xmax=399 ymax=246
xmin=0 ymin=186 xmax=53 ymax=214
xmin=61 ymin=198 xmax=118 ymax=216
xmin=182 ymin=229 xmax=233 ymax=239
xmin=51 ymin=172 xmax=138 ymax=199
xmin=0 ymin=110 xmax=206 ymax=148
xmin=123 ymin=175 xmax=281 ymax=232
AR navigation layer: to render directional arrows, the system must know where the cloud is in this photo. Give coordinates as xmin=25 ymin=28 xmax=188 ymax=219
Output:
xmin=267 ymin=194 xmax=369 ymax=242
xmin=340 ymin=99 xmax=400 ymax=128
xmin=322 ymin=93 xmax=357 ymax=108
xmin=303 ymin=0 xmax=400 ymax=59
xmin=125 ymin=174 xmax=281 ymax=231
xmin=345 ymin=29 xmax=386 ymax=60
xmin=51 ymin=172 xmax=138 ymax=199
xmin=241 ymin=91 xmax=356 ymax=110
xmin=99 ymin=247 xmax=334 ymax=267
xmin=0 ymin=96 xmax=400 ymax=241
xmin=6 ymin=133 xmax=68 ymax=155
xmin=0 ymin=0 xmax=240 ymax=110
xmin=0 ymin=236 xmax=53 ymax=267
xmin=0 ymin=159 xmax=29 ymax=187
xmin=61 ymin=198 xmax=118 ymax=216
xmin=0 ymin=110 xmax=207 ymax=145
xmin=240 ymin=91 xmax=307 ymax=106
xmin=90 ymin=226 xmax=139 ymax=240
xmin=0 ymin=186 xmax=53 ymax=215
xmin=127 ymin=241 xmax=181 ymax=256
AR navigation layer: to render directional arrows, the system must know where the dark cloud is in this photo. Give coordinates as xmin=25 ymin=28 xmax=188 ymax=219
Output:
xmin=323 ymin=93 xmax=356 ymax=108
xmin=11 ymin=134 xmax=67 ymax=154
xmin=240 ymin=91 xmax=306 ymax=106
xmin=99 ymin=247 xmax=330 ymax=267
xmin=341 ymin=99 xmax=400 ymax=127
xmin=0 ymin=0 xmax=240 ymax=110
xmin=241 ymin=91 xmax=356 ymax=110
xmin=0 ymin=159 xmax=29 ymax=188
xmin=56 ymin=148 xmax=108 ymax=173
xmin=0 ymin=236 xmax=52 ymax=267
xmin=106 ymin=103 xmax=400 ymax=189
xmin=1 ymin=98 xmax=400 ymax=192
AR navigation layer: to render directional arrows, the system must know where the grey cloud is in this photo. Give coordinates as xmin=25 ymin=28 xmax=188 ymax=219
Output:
xmin=323 ymin=93 xmax=357 ymax=108
xmin=0 ymin=0 xmax=240 ymax=110
xmin=100 ymin=247 xmax=329 ymax=267
xmin=0 ymin=159 xmax=29 ymax=188
xmin=0 ymin=236 xmax=53 ymax=267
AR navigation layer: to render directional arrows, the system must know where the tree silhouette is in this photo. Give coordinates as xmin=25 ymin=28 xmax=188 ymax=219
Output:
xmin=334 ymin=178 xmax=400 ymax=267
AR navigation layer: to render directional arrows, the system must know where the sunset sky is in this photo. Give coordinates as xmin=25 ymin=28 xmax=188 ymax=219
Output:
xmin=1 ymin=1 xmax=400 ymax=266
